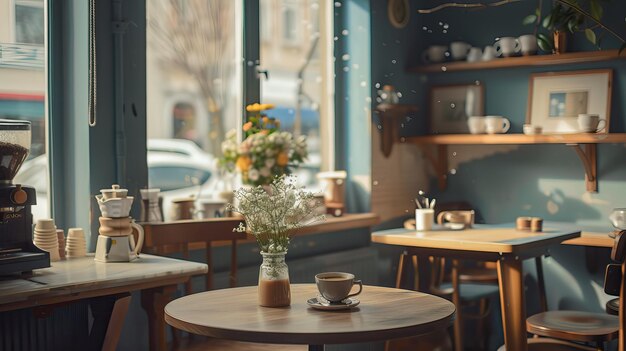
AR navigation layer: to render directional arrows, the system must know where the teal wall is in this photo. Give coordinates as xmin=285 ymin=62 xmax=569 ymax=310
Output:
xmin=370 ymin=1 xmax=626 ymax=349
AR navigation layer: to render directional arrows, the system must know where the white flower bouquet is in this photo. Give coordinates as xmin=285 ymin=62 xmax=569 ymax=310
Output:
xmin=229 ymin=175 xmax=325 ymax=253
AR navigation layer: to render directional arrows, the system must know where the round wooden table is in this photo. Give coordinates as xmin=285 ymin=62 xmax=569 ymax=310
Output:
xmin=164 ymin=284 xmax=456 ymax=350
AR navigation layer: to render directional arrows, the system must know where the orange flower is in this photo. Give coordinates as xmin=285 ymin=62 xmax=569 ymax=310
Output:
xmin=262 ymin=117 xmax=270 ymax=124
xmin=277 ymin=152 xmax=289 ymax=166
xmin=236 ymin=156 xmax=252 ymax=171
xmin=242 ymin=122 xmax=253 ymax=131
xmin=259 ymin=130 xmax=269 ymax=135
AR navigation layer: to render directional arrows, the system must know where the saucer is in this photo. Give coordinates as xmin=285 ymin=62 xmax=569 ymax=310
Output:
xmin=307 ymin=297 xmax=360 ymax=310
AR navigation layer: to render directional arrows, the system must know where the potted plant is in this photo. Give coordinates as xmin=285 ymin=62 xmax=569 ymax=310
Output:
xmin=523 ymin=0 xmax=625 ymax=54
xmin=229 ymin=175 xmax=325 ymax=307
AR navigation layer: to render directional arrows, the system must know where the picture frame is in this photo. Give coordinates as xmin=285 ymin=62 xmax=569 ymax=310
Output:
xmin=429 ymin=83 xmax=484 ymax=134
xmin=527 ymin=69 xmax=613 ymax=134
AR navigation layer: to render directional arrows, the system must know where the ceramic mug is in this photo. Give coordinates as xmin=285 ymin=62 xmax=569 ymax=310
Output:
xmin=450 ymin=41 xmax=471 ymax=61
xmin=577 ymin=114 xmax=606 ymax=133
xmin=467 ymin=116 xmax=486 ymax=134
xmin=437 ymin=210 xmax=475 ymax=229
xmin=482 ymin=46 xmax=497 ymax=61
xmin=485 ymin=116 xmax=511 ymax=134
xmin=518 ymin=34 xmax=538 ymax=56
xmin=494 ymin=37 xmax=520 ymax=57
xmin=422 ymin=45 xmax=447 ymax=63
xmin=466 ymin=47 xmax=482 ymax=62
xmin=315 ymin=272 xmax=363 ymax=303
xmin=415 ymin=209 xmax=434 ymax=231
xmin=523 ymin=124 xmax=543 ymax=135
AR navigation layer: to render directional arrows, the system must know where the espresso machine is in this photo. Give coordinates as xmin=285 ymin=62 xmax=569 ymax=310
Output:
xmin=0 ymin=120 xmax=49 ymax=275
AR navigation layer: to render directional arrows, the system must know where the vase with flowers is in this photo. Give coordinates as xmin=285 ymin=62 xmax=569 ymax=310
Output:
xmin=229 ymin=175 xmax=325 ymax=307
xmin=219 ymin=103 xmax=307 ymax=187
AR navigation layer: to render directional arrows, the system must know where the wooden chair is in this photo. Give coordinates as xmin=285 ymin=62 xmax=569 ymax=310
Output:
xmin=511 ymin=231 xmax=626 ymax=351
xmin=396 ymin=219 xmax=499 ymax=351
xmin=141 ymin=217 xmax=247 ymax=293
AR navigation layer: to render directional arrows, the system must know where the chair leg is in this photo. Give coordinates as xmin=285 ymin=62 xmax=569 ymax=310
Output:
xmin=477 ymin=298 xmax=489 ymax=350
xmin=535 ymin=256 xmax=548 ymax=312
xmin=452 ymin=259 xmax=463 ymax=351
xmin=411 ymin=254 xmax=419 ymax=291
xmin=396 ymin=251 xmax=407 ymax=289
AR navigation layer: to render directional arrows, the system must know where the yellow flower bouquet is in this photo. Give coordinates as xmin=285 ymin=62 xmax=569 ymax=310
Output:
xmin=219 ymin=103 xmax=307 ymax=186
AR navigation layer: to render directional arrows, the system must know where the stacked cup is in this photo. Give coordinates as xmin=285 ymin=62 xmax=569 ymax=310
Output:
xmin=66 ymin=228 xmax=87 ymax=258
xmin=33 ymin=219 xmax=60 ymax=261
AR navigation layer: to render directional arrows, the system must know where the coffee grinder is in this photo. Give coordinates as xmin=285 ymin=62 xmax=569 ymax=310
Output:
xmin=0 ymin=119 xmax=49 ymax=275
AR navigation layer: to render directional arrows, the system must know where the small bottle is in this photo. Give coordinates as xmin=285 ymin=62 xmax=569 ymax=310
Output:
xmin=377 ymin=85 xmax=400 ymax=104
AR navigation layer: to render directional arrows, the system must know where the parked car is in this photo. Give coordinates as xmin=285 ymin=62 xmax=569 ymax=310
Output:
xmin=15 ymin=139 xmax=217 ymax=220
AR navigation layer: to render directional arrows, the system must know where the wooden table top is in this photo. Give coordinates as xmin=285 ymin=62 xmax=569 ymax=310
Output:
xmin=164 ymin=284 xmax=455 ymax=345
xmin=0 ymin=254 xmax=207 ymax=311
xmin=371 ymin=224 xmax=580 ymax=255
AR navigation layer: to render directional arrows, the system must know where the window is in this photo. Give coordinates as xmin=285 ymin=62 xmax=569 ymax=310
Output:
xmin=147 ymin=0 xmax=242 ymax=220
xmin=14 ymin=0 xmax=45 ymax=45
xmin=2 ymin=0 xmax=49 ymax=220
xmin=260 ymin=0 xmax=334 ymax=187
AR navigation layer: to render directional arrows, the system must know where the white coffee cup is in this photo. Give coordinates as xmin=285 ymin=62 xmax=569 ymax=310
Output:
xmin=450 ymin=41 xmax=471 ymax=61
xmin=518 ymin=34 xmax=538 ymax=56
xmin=467 ymin=47 xmax=482 ymax=62
xmin=467 ymin=116 xmax=486 ymax=134
xmin=485 ymin=116 xmax=511 ymax=134
xmin=482 ymin=46 xmax=497 ymax=61
xmin=415 ymin=209 xmax=434 ymax=231
xmin=577 ymin=114 xmax=606 ymax=133
xmin=523 ymin=124 xmax=543 ymax=135
xmin=422 ymin=45 xmax=447 ymax=63
xmin=494 ymin=37 xmax=521 ymax=57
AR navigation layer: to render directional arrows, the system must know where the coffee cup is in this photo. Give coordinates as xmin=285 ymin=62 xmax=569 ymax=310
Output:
xmin=494 ymin=37 xmax=520 ymax=57
xmin=415 ymin=208 xmax=434 ymax=231
xmin=437 ymin=210 xmax=475 ymax=229
xmin=482 ymin=46 xmax=497 ymax=61
xmin=577 ymin=114 xmax=606 ymax=133
xmin=523 ymin=124 xmax=542 ymax=135
xmin=485 ymin=116 xmax=511 ymax=134
xmin=422 ymin=45 xmax=447 ymax=63
xmin=466 ymin=47 xmax=482 ymax=63
xmin=518 ymin=34 xmax=538 ymax=56
xmin=467 ymin=116 xmax=486 ymax=134
xmin=450 ymin=41 xmax=471 ymax=61
xmin=315 ymin=272 xmax=363 ymax=303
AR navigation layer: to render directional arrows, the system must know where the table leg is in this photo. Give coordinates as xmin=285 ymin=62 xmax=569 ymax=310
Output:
xmin=309 ymin=345 xmax=324 ymax=351
xmin=102 ymin=294 xmax=132 ymax=351
xmin=497 ymin=257 xmax=527 ymax=351
xmin=141 ymin=284 xmax=178 ymax=351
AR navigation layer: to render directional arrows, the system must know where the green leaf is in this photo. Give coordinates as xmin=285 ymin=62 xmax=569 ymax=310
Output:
xmin=542 ymin=14 xmax=553 ymax=29
xmin=537 ymin=33 xmax=554 ymax=52
xmin=585 ymin=28 xmax=597 ymax=44
xmin=590 ymin=0 xmax=603 ymax=20
xmin=523 ymin=14 xmax=537 ymax=26
xmin=567 ymin=18 xmax=577 ymax=33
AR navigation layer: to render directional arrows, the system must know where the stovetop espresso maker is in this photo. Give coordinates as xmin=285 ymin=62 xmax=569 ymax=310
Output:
xmin=0 ymin=119 xmax=49 ymax=275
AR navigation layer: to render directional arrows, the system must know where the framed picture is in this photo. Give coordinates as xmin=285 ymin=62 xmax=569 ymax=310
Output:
xmin=429 ymin=83 xmax=484 ymax=134
xmin=527 ymin=69 xmax=613 ymax=134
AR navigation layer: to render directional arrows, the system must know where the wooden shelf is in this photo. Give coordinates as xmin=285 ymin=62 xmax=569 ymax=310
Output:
xmin=406 ymin=133 xmax=626 ymax=192
xmin=409 ymin=50 xmax=625 ymax=74
xmin=405 ymin=133 xmax=626 ymax=145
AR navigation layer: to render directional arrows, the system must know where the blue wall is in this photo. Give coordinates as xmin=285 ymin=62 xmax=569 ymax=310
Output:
xmin=370 ymin=1 xmax=626 ymax=349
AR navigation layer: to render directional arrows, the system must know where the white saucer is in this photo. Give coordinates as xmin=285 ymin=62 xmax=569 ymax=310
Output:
xmin=307 ymin=297 xmax=360 ymax=310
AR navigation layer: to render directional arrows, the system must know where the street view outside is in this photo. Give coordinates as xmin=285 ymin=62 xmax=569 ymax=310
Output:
xmin=146 ymin=0 xmax=328 ymax=216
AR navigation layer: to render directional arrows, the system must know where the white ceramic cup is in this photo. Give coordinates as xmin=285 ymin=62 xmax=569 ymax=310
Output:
xmin=485 ymin=116 xmax=511 ymax=134
xmin=523 ymin=124 xmax=543 ymax=135
xmin=415 ymin=209 xmax=434 ymax=231
xmin=494 ymin=37 xmax=520 ymax=57
xmin=450 ymin=41 xmax=471 ymax=61
xmin=467 ymin=47 xmax=482 ymax=62
xmin=467 ymin=116 xmax=487 ymax=134
xmin=577 ymin=114 xmax=606 ymax=133
xmin=518 ymin=34 xmax=538 ymax=55
xmin=422 ymin=45 xmax=447 ymax=63
xmin=482 ymin=46 xmax=497 ymax=61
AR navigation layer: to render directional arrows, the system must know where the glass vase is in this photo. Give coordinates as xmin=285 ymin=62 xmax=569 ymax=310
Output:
xmin=258 ymin=251 xmax=291 ymax=307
